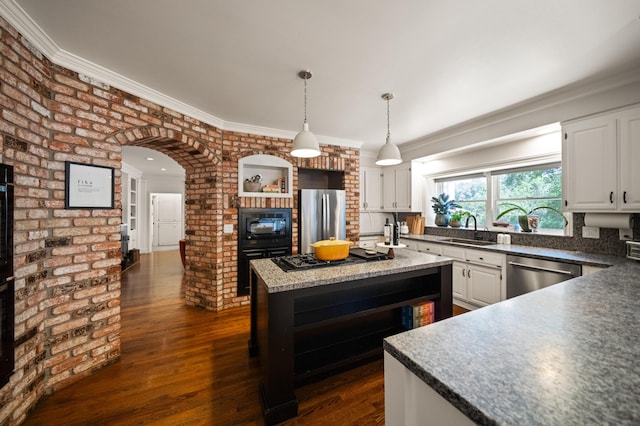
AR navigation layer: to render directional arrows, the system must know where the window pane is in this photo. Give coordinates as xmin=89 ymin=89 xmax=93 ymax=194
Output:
xmin=439 ymin=177 xmax=487 ymax=227
xmin=497 ymin=167 xmax=563 ymax=230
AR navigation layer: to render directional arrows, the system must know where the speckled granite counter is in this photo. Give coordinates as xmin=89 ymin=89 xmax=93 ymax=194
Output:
xmin=250 ymin=248 xmax=453 ymax=293
xmin=384 ymin=260 xmax=640 ymax=425
xmin=399 ymin=234 xmax=623 ymax=267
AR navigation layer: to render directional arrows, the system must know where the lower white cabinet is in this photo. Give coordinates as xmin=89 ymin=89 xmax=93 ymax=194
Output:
xmin=441 ymin=245 xmax=505 ymax=308
xmin=384 ymin=352 xmax=475 ymax=426
xmin=360 ymin=235 xmax=383 ymax=249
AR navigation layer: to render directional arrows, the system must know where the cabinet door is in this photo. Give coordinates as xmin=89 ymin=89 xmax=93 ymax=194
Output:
xmin=394 ymin=165 xmax=412 ymax=211
xmin=382 ymin=169 xmax=396 ymax=210
xmin=451 ymin=261 xmax=467 ymax=301
xmin=619 ymin=107 xmax=640 ymax=211
xmin=362 ymin=167 xmax=382 ymax=210
xmin=563 ymin=116 xmax=617 ymax=211
xmin=466 ymin=264 xmax=501 ymax=307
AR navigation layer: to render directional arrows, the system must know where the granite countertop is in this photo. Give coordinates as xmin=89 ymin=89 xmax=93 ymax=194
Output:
xmin=250 ymin=249 xmax=453 ymax=293
xmin=384 ymin=260 xmax=640 ymax=425
xmin=399 ymin=234 xmax=623 ymax=267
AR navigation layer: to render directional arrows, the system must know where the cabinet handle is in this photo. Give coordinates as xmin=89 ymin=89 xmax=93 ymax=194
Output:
xmin=468 ymin=270 xmax=471 ymax=278
xmin=461 ymin=269 xmax=465 ymax=278
xmin=609 ymin=191 xmax=614 ymax=203
xmin=564 ymin=200 xmax=568 ymax=207
xmin=624 ymin=191 xmax=627 ymax=203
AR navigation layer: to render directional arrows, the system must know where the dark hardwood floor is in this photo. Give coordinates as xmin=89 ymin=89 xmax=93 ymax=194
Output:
xmin=23 ymin=251 xmax=468 ymax=426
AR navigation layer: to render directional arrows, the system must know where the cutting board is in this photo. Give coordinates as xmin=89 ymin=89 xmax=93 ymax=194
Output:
xmin=350 ymin=247 xmax=387 ymax=260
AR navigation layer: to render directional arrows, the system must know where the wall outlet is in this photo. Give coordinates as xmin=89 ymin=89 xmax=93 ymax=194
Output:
xmin=223 ymin=224 xmax=234 ymax=234
xmin=582 ymin=226 xmax=600 ymax=239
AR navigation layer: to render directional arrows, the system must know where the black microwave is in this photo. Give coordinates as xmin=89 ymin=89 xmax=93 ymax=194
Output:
xmin=239 ymin=208 xmax=292 ymax=246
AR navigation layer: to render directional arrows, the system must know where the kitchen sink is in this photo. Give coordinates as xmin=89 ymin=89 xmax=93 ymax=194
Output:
xmin=443 ymin=238 xmax=495 ymax=246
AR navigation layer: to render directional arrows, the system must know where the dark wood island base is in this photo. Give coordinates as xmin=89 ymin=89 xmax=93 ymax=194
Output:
xmin=249 ymin=254 xmax=452 ymax=424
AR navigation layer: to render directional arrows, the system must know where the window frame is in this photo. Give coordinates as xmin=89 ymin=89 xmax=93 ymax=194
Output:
xmin=434 ymin=162 xmax=571 ymax=236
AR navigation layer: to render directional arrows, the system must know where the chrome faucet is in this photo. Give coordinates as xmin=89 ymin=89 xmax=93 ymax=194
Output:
xmin=465 ymin=214 xmax=481 ymax=240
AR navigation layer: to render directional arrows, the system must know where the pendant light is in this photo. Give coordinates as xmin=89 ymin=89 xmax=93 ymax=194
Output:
xmin=376 ymin=92 xmax=402 ymax=166
xmin=291 ymin=70 xmax=321 ymax=158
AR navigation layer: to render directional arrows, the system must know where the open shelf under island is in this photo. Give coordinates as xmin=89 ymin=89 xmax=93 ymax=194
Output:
xmin=248 ymin=250 xmax=453 ymax=425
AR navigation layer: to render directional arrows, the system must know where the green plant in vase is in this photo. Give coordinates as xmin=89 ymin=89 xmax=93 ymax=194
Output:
xmin=431 ymin=193 xmax=461 ymax=227
xmin=495 ymin=203 xmax=567 ymax=232
xmin=448 ymin=210 xmax=468 ymax=228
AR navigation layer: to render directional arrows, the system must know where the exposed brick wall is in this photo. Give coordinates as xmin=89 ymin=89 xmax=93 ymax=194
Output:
xmin=221 ymin=133 xmax=360 ymax=308
xmin=0 ymin=15 xmax=360 ymax=425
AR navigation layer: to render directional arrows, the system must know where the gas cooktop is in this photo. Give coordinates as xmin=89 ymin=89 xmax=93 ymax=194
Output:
xmin=273 ymin=248 xmax=388 ymax=272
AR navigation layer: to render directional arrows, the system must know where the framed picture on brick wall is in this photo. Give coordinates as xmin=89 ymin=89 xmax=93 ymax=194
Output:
xmin=65 ymin=161 xmax=115 ymax=209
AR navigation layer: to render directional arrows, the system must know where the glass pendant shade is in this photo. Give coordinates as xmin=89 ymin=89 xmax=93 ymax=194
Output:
xmin=376 ymin=136 xmax=402 ymax=166
xmin=292 ymin=122 xmax=321 ymax=158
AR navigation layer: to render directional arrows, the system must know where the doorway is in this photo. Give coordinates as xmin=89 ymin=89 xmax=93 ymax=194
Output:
xmin=150 ymin=193 xmax=184 ymax=252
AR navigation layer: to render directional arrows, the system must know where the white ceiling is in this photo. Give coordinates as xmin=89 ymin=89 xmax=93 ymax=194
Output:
xmin=3 ymin=0 xmax=640 ymax=167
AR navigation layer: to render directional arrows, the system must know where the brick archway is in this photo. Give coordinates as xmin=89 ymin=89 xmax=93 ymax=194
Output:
xmin=107 ymin=125 xmax=224 ymax=311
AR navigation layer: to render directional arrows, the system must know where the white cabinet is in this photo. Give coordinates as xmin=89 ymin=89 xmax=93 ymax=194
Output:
xmin=416 ymin=241 xmax=443 ymax=256
xmin=382 ymin=163 xmax=412 ymax=211
xmin=399 ymin=238 xmax=418 ymax=251
xmin=399 ymin=239 xmax=443 ymax=256
xmin=359 ymin=235 xmax=382 ymax=249
xmin=619 ymin=107 xmax=640 ymax=210
xmin=441 ymin=245 xmax=504 ymax=308
xmin=384 ymin=352 xmax=475 ymax=426
xmin=562 ymin=105 xmax=640 ymax=212
xmin=360 ymin=166 xmax=382 ymax=211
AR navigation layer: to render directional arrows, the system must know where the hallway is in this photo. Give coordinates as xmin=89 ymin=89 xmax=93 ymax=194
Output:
xmin=22 ymin=251 xmax=385 ymax=425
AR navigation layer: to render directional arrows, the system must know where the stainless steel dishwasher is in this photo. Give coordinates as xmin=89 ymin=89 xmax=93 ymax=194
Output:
xmin=506 ymin=255 xmax=581 ymax=298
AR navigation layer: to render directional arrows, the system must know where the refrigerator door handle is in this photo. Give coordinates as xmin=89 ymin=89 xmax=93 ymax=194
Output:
xmin=322 ymin=193 xmax=329 ymax=239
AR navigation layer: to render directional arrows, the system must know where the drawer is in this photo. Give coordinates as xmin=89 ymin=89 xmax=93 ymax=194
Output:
xmin=441 ymin=245 xmax=465 ymax=261
xmin=416 ymin=242 xmax=442 ymax=256
xmin=359 ymin=240 xmax=377 ymax=249
xmin=465 ymin=249 xmax=503 ymax=267
xmin=399 ymin=239 xmax=418 ymax=251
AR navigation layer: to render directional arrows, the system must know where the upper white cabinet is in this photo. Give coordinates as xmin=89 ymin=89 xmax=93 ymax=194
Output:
xmin=238 ymin=155 xmax=293 ymax=198
xmin=382 ymin=163 xmax=412 ymax=211
xmin=360 ymin=166 xmax=383 ymax=211
xmin=562 ymin=105 xmax=640 ymax=212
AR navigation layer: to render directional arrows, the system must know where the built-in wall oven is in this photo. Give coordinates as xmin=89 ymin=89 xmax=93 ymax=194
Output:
xmin=237 ymin=208 xmax=292 ymax=296
xmin=0 ymin=164 xmax=14 ymax=387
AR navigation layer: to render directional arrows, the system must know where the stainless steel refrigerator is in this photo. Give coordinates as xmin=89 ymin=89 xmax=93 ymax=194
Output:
xmin=298 ymin=189 xmax=346 ymax=254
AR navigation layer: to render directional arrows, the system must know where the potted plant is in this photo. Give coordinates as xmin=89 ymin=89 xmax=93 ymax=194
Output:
xmin=449 ymin=210 xmax=468 ymax=228
xmin=495 ymin=203 xmax=567 ymax=232
xmin=431 ymin=193 xmax=461 ymax=227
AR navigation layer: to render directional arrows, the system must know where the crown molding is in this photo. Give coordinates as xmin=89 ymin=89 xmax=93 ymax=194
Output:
xmin=400 ymin=61 xmax=640 ymax=160
xmin=0 ymin=0 xmax=361 ymax=149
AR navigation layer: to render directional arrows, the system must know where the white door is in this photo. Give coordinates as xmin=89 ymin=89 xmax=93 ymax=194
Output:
xmin=151 ymin=193 xmax=183 ymax=251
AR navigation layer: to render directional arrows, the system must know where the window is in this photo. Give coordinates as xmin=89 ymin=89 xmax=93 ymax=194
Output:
xmin=437 ymin=175 xmax=488 ymax=227
xmin=495 ymin=164 xmax=564 ymax=230
xmin=435 ymin=163 xmax=564 ymax=233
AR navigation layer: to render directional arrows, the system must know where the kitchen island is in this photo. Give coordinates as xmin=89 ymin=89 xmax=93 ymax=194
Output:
xmin=249 ymin=249 xmax=453 ymax=425
xmin=384 ymin=260 xmax=640 ymax=425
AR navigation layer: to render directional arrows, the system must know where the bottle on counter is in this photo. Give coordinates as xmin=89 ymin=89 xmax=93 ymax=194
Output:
xmin=384 ymin=218 xmax=392 ymax=245
xmin=392 ymin=220 xmax=399 ymax=246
